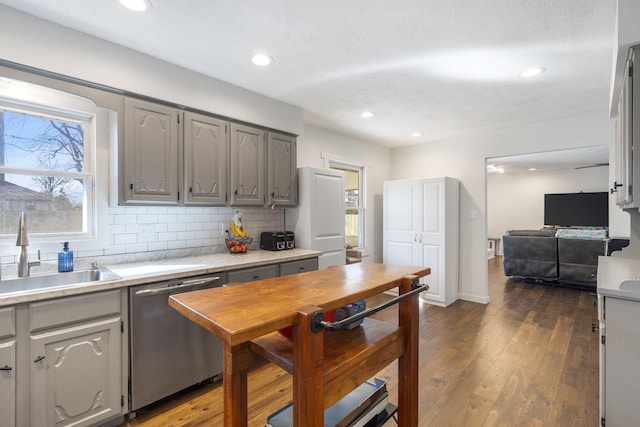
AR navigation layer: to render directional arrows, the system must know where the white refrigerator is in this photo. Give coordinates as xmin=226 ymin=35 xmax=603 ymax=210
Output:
xmin=286 ymin=167 xmax=346 ymax=269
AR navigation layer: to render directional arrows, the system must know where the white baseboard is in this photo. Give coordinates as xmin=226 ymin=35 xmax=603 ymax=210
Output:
xmin=458 ymin=293 xmax=490 ymax=304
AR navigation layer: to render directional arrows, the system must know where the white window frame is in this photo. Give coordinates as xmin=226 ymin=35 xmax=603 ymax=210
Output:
xmin=323 ymin=153 xmax=366 ymax=250
xmin=0 ymin=77 xmax=109 ymax=256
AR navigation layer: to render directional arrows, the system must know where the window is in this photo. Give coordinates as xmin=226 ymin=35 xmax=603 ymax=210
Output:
xmin=329 ymin=163 xmax=365 ymax=248
xmin=0 ymin=77 xmax=103 ymax=251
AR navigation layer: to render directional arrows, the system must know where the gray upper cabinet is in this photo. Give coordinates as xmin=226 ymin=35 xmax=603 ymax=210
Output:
xmin=124 ymin=98 xmax=180 ymax=205
xmin=121 ymin=97 xmax=296 ymax=207
xmin=267 ymin=132 xmax=297 ymax=207
xmin=230 ymin=124 xmax=266 ymax=206
xmin=184 ymin=112 xmax=228 ymax=205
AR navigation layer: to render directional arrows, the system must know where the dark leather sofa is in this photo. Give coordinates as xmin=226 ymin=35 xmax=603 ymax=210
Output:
xmin=502 ymin=230 xmax=558 ymax=281
xmin=502 ymin=229 xmax=629 ymax=289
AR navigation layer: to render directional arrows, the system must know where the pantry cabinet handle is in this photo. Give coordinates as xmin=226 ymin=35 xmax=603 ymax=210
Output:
xmin=34 ymin=355 xmax=45 ymax=363
xmin=0 ymin=365 xmax=12 ymax=371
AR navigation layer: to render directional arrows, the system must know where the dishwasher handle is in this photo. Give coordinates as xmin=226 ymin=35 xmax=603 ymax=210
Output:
xmin=134 ymin=276 xmax=222 ymax=296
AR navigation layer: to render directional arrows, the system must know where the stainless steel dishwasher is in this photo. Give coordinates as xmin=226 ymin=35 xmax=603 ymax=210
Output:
xmin=129 ymin=273 xmax=226 ymax=414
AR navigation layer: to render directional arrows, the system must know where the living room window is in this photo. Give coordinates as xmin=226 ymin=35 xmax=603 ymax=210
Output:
xmin=0 ymin=77 xmax=106 ymax=252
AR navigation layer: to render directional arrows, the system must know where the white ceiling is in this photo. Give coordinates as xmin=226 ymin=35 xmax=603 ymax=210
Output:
xmin=0 ymin=0 xmax=617 ymax=149
xmin=487 ymin=146 xmax=609 ymax=175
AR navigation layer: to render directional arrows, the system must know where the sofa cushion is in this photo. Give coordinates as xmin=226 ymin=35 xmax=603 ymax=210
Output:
xmin=505 ymin=229 xmax=557 ymax=237
xmin=555 ymin=229 xmax=607 ymax=240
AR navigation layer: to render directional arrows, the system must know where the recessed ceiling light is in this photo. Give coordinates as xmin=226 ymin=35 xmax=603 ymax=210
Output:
xmin=411 ymin=132 xmax=422 ymax=137
xmin=251 ymin=54 xmax=274 ymax=66
xmin=361 ymin=111 xmax=375 ymax=118
xmin=118 ymin=0 xmax=152 ymax=12
xmin=529 ymin=168 xmax=537 ymax=171
xmin=520 ymin=66 xmax=546 ymax=78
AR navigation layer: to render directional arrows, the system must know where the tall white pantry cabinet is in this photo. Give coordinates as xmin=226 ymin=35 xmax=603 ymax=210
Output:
xmin=383 ymin=177 xmax=459 ymax=307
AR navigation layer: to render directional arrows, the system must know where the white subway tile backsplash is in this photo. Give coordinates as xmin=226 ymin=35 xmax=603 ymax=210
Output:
xmin=185 ymin=222 xmax=203 ymax=232
xmin=167 ymin=240 xmax=186 ymax=250
xmin=137 ymin=214 xmax=159 ymax=224
xmin=125 ymin=243 xmax=149 ymax=253
xmin=167 ymin=223 xmax=186 ymax=232
xmin=99 ymin=206 xmax=284 ymax=265
xmin=114 ymin=214 xmax=138 ymax=225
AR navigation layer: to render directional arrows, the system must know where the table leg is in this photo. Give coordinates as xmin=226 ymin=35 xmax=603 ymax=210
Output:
xmin=223 ymin=342 xmax=252 ymax=427
xmin=398 ymin=275 xmax=419 ymax=427
xmin=293 ymin=306 xmax=325 ymax=426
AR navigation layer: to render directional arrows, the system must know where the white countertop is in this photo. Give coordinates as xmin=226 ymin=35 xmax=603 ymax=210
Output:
xmin=0 ymin=248 xmax=321 ymax=306
xmin=597 ymin=255 xmax=640 ymax=301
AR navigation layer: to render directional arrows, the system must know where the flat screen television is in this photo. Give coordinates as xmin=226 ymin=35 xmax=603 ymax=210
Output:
xmin=543 ymin=192 xmax=608 ymax=227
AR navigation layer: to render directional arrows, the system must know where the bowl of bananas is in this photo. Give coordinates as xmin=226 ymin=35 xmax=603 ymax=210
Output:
xmin=227 ymin=212 xmax=251 ymax=254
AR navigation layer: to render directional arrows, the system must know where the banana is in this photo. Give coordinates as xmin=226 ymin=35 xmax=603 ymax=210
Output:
xmin=230 ymin=221 xmax=249 ymax=238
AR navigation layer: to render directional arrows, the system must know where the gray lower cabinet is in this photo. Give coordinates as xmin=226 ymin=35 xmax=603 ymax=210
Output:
xmin=279 ymin=258 xmax=318 ymax=276
xmin=30 ymin=317 xmax=122 ymax=427
xmin=228 ymin=264 xmax=278 ymax=283
xmin=8 ymin=290 xmax=127 ymax=427
xmin=0 ymin=307 xmax=16 ymax=427
xmin=227 ymin=258 xmax=318 ymax=284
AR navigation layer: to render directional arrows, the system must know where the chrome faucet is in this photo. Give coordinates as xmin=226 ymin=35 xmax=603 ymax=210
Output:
xmin=16 ymin=211 xmax=40 ymax=277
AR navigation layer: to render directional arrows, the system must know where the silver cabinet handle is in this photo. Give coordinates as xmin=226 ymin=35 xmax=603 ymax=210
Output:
xmin=135 ymin=276 xmax=221 ymax=296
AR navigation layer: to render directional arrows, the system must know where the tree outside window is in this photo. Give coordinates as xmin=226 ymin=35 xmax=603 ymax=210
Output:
xmin=0 ymin=108 xmax=89 ymax=236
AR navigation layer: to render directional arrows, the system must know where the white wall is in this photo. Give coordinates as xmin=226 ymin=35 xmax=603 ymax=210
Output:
xmin=487 ymin=166 xmax=622 ymax=255
xmin=390 ymin=112 xmax=617 ymax=304
xmin=296 ymin=125 xmax=392 ymax=263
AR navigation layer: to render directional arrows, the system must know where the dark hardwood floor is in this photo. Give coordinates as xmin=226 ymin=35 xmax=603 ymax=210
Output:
xmin=121 ymin=256 xmax=599 ymax=426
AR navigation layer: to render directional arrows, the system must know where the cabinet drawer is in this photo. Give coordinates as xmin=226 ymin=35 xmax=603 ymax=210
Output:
xmin=0 ymin=307 xmax=15 ymax=339
xmin=280 ymin=258 xmax=319 ymax=276
xmin=30 ymin=290 xmax=121 ymax=332
xmin=228 ymin=265 xmax=278 ymax=284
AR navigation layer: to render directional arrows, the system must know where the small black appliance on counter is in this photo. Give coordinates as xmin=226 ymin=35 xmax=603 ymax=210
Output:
xmin=260 ymin=231 xmax=295 ymax=251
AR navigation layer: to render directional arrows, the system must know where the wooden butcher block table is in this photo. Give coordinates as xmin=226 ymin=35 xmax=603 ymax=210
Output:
xmin=169 ymin=262 xmax=430 ymax=427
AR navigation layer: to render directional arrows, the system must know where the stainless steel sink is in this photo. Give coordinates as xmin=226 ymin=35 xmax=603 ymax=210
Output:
xmin=0 ymin=268 xmax=121 ymax=295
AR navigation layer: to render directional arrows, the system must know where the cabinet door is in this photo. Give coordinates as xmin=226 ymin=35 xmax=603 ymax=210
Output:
xmin=267 ymin=132 xmax=297 ymax=207
xmin=383 ymin=180 xmax=421 ymax=267
xmin=184 ymin=112 xmax=228 ymax=205
xmin=124 ymin=98 xmax=180 ymax=204
xmin=230 ymin=124 xmax=265 ymax=206
xmin=418 ymin=180 xmax=444 ymax=301
xmin=280 ymin=258 xmax=318 ymax=276
xmin=602 ymin=297 xmax=640 ymax=426
xmin=30 ymin=317 xmax=122 ymax=427
xmin=0 ymin=340 xmax=15 ymax=427
xmin=227 ymin=264 xmax=278 ymax=283
xmin=614 ymin=56 xmax=633 ymax=206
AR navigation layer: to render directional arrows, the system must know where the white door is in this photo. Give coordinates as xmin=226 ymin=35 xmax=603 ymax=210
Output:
xmin=419 ymin=180 xmax=444 ymax=300
xmin=383 ymin=180 xmax=421 ymax=267
xmin=310 ymin=170 xmax=345 ymax=253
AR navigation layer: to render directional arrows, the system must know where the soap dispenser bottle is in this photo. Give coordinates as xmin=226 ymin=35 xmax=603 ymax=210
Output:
xmin=58 ymin=241 xmax=74 ymax=272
